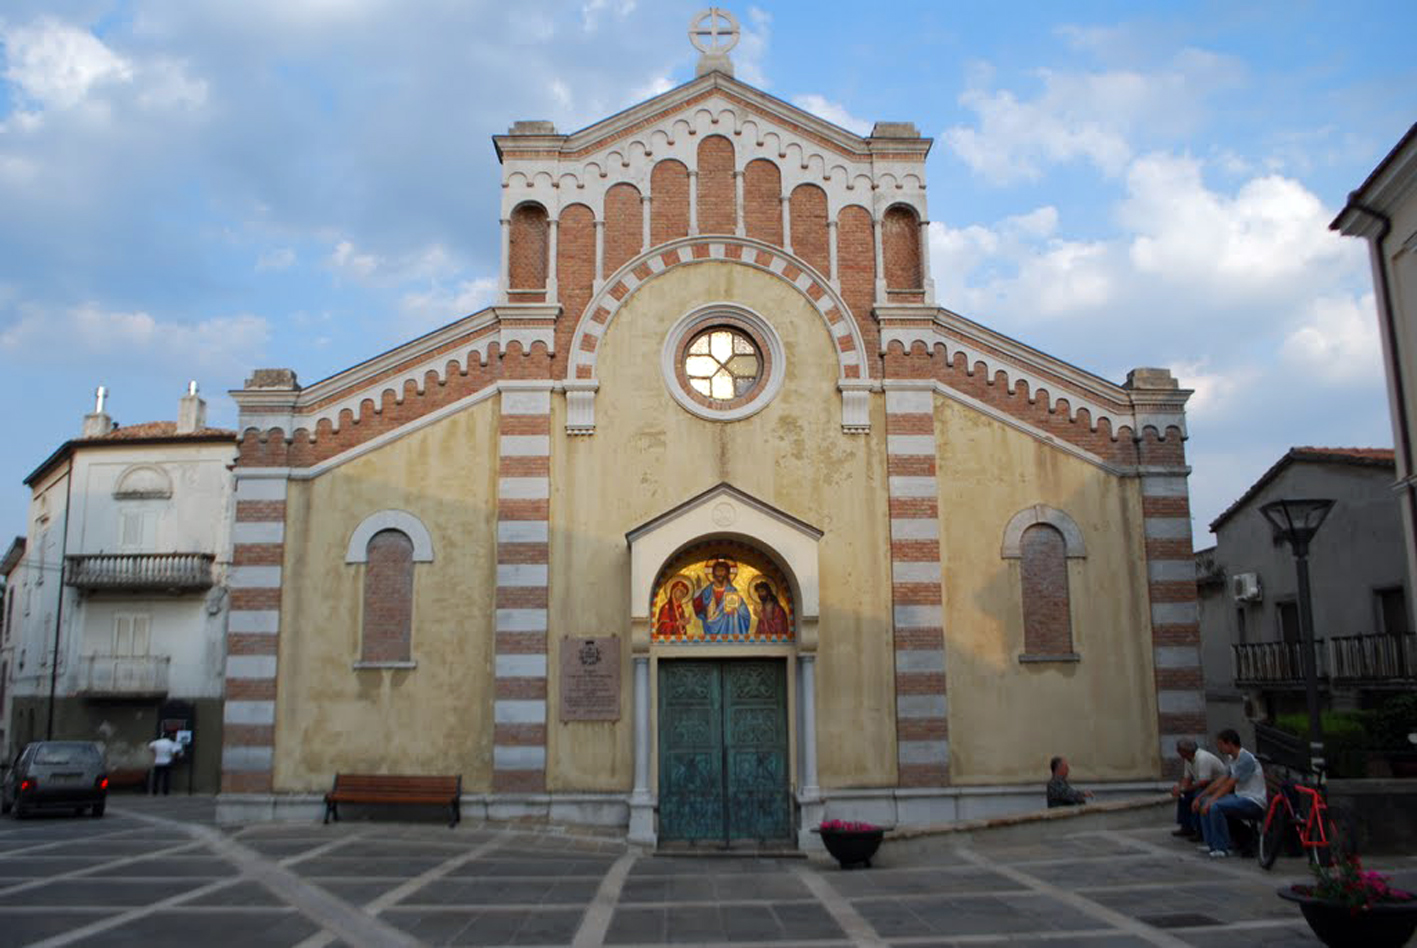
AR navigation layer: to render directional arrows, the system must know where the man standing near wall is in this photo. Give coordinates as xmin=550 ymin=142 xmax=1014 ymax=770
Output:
xmin=1171 ymin=738 xmax=1226 ymax=840
xmin=148 ymin=730 xmax=183 ymax=796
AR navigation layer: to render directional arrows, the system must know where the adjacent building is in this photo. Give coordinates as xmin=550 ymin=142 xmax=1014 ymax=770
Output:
xmin=1 ymin=386 xmax=237 ymax=791
xmin=217 ymin=18 xmax=1199 ymax=845
xmin=1333 ymin=122 xmax=1417 ymax=634
xmin=1197 ymin=447 xmax=1412 ymax=743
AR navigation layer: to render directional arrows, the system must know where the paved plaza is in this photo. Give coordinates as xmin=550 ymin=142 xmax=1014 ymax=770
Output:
xmin=0 ymin=795 xmax=1413 ymax=947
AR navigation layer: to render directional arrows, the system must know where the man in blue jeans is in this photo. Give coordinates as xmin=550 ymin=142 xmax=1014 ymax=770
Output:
xmin=1192 ymin=728 xmax=1266 ymax=858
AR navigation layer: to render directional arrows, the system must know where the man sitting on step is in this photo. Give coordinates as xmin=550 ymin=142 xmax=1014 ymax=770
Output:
xmin=1170 ymin=738 xmax=1226 ymax=841
xmin=1191 ymin=728 xmax=1266 ymax=858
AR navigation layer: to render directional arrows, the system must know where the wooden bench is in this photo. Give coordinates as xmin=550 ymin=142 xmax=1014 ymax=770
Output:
xmin=323 ymin=774 xmax=461 ymax=827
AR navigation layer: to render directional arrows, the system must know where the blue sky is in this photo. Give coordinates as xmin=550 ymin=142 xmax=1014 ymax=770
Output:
xmin=1 ymin=1 xmax=1414 ymax=548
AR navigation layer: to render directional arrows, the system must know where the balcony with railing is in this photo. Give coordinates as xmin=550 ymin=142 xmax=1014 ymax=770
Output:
xmin=76 ymin=654 xmax=170 ymax=697
xmin=64 ymin=553 xmax=215 ymax=592
xmin=1232 ymin=632 xmax=1417 ymax=686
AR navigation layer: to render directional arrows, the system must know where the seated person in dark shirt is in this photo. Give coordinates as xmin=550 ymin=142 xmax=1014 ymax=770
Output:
xmin=1046 ymin=756 xmax=1094 ymax=808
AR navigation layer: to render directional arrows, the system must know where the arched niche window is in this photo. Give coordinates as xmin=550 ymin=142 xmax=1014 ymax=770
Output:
xmin=1002 ymin=505 xmax=1086 ymax=663
xmin=346 ymin=510 xmax=434 ymax=668
xmin=508 ymin=202 xmax=549 ymax=297
xmin=882 ymin=204 xmax=922 ymax=295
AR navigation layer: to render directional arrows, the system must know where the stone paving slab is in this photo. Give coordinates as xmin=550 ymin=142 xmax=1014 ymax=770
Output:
xmin=4 ymin=796 xmax=1417 ymax=947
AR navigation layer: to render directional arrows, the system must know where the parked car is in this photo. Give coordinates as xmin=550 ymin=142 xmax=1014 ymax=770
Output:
xmin=1 ymin=741 xmax=109 ymax=818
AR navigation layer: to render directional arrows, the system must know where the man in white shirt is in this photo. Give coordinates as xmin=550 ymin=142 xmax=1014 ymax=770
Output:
xmin=1192 ymin=728 xmax=1267 ymax=858
xmin=147 ymin=731 xmax=183 ymax=796
xmin=1170 ymin=738 xmax=1227 ymax=840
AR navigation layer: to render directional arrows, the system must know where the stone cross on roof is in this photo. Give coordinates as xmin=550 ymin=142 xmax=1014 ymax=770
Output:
xmin=691 ymin=7 xmax=739 ymax=77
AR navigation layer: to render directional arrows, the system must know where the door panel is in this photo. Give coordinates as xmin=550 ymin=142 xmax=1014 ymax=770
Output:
xmin=658 ymin=659 xmax=790 ymax=844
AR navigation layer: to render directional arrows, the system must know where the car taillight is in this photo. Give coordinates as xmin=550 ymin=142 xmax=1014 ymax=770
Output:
xmin=19 ymin=778 xmax=35 ymax=792
xmin=96 ymin=776 xmax=109 ymax=790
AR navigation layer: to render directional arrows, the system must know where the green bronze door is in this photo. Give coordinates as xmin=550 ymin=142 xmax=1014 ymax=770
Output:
xmin=658 ymin=659 xmax=791 ymax=844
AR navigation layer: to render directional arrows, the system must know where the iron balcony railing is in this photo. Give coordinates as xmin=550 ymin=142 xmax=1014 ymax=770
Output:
xmin=64 ymin=553 xmax=215 ymax=592
xmin=76 ymin=654 xmax=170 ymax=697
xmin=1232 ymin=632 xmax=1417 ymax=685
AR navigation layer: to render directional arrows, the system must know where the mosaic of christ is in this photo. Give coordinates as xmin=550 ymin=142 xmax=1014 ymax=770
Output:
xmin=651 ymin=546 xmax=794 ymax=644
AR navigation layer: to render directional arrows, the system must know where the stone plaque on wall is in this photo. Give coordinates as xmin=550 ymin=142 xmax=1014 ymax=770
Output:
xmin=560 ymin=636 xmax=621 ymax=722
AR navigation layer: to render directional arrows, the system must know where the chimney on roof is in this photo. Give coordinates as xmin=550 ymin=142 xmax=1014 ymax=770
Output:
xmin=177 ymin=380 xmax=206 ymax=434
xmin=1123 ymin=367 xmax=1179 ymax=391
xmin=81 ymin=385 xmax=113 ymax=438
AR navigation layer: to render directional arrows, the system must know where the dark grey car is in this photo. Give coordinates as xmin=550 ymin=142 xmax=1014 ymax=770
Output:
xmin=1 ymin=741 xmax=109 ymax=818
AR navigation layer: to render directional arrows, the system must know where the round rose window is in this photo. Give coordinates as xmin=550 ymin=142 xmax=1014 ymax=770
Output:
xmin=684 ymin=327 xmax=761 ymax=401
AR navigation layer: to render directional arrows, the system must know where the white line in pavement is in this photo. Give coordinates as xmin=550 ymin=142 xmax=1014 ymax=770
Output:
xmin=790 ymin=861 xmax=890 ymax=948
xmin=0 ymin=840 xmax=205 ymax=900
xmin=0 ymin=827 xmax=152 ymax=858
xmin=277 ymin=830 xmax=370 ymax=867
xmin=570 ymin=850 xmax=637 ymax=948
xmin=954 ymin=845 xmax=1193 ymax=948
xmin=23 ymin=877 xmax=245 ymax=948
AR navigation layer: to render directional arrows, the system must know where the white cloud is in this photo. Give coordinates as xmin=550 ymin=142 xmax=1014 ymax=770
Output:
xmin=398 ymin=276 xmax=498 ymax=333
xmin=791 ymin=94 xmax=871 ymax=136
xmin=1165 ymin=359 xmax=1260 ymax=421
xmin=1281 ymin=293 xmax=1383 ymax=385
xmin=1 ymin=18 xmax=133 ymax=110
xmin=733 ymin=7 xmax=771 ymax=89
xmin=256 ymin=247 xmax=296 ymax=271
xmin=327 ymin=240 xmax=383 ymax=282
xmin=581 ymin=0 xmax=636 ymax=33
xmin=1120 ymin=153 xmax=1363 ymax=296
xmin=943 ymin=50 xmax=1244 ymax=184
xmin=0 ymin=302 xmax=269 ymax=371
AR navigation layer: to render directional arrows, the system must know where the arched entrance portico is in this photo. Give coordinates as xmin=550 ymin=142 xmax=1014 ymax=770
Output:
xmin=625 ymin=483 xmax=823 ymax=847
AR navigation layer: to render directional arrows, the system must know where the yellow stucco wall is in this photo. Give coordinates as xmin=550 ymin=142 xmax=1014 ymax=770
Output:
xmin=550 ymin=261 xmax=897 ymax=791
xmin=274 ymin=402 xmax=499 ymax=791
xmin=935 ymin=395 xmax=1159 ymax=784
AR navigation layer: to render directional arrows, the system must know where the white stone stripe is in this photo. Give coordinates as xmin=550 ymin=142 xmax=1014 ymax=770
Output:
xmin=1158 ymin=690 xmax=1204 ymax=714
xmin=839 ymin=350 xmax=860 ymax=367
xmin=897 ymin=694 xmax=948 ymax=718
xmin=494 ymin=699 xmax=546 ymax=724
xmin=224 ymin=700 xmax=276 ymax=725
xmin=236 ymin=479 xmax=287 ymax=501
xmin=230 ymin=566 xmax=281 ymax=589
xmin=1144 ymin=517 xmax=1191 ymax=539
xmin=885 ymin=389 xmax=933 ymax=414
xmin=1154 ymin=646 xmax=1201 ymax=669
xmin=495 ymin=655 xmax=547 ymax=678
xmin=1152 ymin=602 xmax=1199 ymax=626
xmin=498 ymin=520 xmax=549 ymax=544
xmin=895 ymin=649 xmax=945 ymax=673
xmin=1141 ymin=476 xmax=1189 ymax=497
xmin=890 ymin=519 xmax=940 ymax=540
xmin=501 ymin=390 xmax=551 ymax=415
xmin=496 ymin=608 xmax=548 ymax=633
xmin=499 ymin=477 xmax=550 ymax=500
xmin=497 ymin=564 xmax=548 ymax=587
xmin=888 ymin=476 xmax=937 ymax=498
xmin=887 ymin=435 xmax=936 ymax=456
xmin=898 ymin=740 xmax=950 ymax=765
xmin=1148 ymin=560 xmax=1195 ymax=582
xmin=493 ymin=746 xmax=546 ymax=770
xmin=499 ymin=435 xmax=551 ymax=457
xmin=222 ymin=746 xmax=274 ymax=772
xmin=228 ymin=610 xmax=279 ymax=634
xmin=892 ymin=561 xmax=942 ymax=584
xmin=233 ymin=521 xmax=284 ymax=545
xmin=894 ymin=604 xmax=943 ymax=629
xmin=226 ymin=655 xmax=278 ymax=679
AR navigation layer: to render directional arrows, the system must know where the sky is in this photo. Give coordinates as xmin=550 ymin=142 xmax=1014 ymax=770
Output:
xmin=1 ymin=0 xmax=1414 ymax=550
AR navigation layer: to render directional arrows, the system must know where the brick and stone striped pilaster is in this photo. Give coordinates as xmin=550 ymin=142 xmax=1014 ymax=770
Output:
xmin=494 ymin=382 xmax=552 ymax=792
xmin=884 ymin=381 xmax=950 ymax=786
xmin=223 ymin=471 xmax=287 ymax=793
xmin=1141 ymin=462 xmax=1204 ymax=777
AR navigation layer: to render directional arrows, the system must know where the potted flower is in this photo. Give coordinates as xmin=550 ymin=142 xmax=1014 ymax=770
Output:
xmin=815 ymin=819 xmax=884 ymax=869
xmin=1277 ymin=854 xmax=1417 ymax=947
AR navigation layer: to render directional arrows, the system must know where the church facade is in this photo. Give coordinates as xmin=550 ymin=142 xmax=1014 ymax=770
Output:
xmin=219 ymin=25 xmax=1199 ymax=844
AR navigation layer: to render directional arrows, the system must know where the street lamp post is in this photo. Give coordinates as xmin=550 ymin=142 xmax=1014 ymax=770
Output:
xmin=1259 ymin=498 xmax=1335 ymax=776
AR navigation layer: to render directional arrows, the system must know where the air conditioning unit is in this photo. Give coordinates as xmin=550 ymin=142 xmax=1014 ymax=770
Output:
xmin=1231 ymin=572 xmax=1263 ymax=602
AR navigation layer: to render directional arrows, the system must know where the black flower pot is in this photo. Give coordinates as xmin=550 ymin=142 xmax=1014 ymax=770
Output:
xmin=818 ymin=828 xmax=884 ymax=869
xmin=1278 ymin=886 xmax=1417 ymax=948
